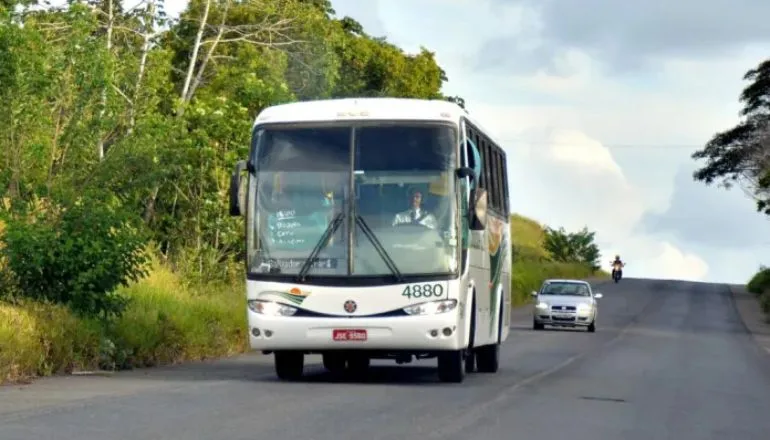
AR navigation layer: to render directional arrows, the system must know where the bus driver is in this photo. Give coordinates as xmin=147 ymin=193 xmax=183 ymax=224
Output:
xmin=391 ymin=189 xmax=438 ymax=229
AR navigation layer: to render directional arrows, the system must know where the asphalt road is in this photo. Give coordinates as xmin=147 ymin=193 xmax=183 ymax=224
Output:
xmin=3 ymin=278 xmax=770 ymax=439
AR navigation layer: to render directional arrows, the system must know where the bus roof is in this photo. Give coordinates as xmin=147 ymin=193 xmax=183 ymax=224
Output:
xmin=252 ymin=97 xmax=498 ymax=140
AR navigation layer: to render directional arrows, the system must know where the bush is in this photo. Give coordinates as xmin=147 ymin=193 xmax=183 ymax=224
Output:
xmin=1 ymin=196 xmax=150 ymax=318
xmin=747 ymin=266 xmax=770 ymax=295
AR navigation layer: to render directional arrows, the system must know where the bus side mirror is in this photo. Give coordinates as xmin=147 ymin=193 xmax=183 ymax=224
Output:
xmin=469 ymin=188 xmax=488 ymax=231
xmin=229 ymin=160 xmax=248 ymax=217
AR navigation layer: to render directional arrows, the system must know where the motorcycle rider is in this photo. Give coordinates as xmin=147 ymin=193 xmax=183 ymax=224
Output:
xmin=610 ymin=255 xmax=624 ymax=279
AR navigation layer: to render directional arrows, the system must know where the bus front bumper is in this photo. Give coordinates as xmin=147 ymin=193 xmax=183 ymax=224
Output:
xmin=247 ymin=311 xmax=465 ymax=352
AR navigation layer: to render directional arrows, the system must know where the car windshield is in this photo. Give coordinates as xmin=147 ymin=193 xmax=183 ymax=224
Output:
xmin=246 ymin=122 xmax=459 ymax=280
xmin=540 ymin=282 xmax=591 ymax=296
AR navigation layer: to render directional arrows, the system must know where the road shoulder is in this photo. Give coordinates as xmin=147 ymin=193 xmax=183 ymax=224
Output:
xmin=730 ymin=284 xmax=770 ymax=354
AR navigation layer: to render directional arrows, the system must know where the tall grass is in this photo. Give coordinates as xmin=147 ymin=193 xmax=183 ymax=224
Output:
xmin=0 ymin=264 xmax=247 ymax=384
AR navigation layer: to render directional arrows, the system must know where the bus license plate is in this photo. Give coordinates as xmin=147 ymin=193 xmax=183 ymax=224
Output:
xmin=333 ymin=329 xmax=367 ymax=341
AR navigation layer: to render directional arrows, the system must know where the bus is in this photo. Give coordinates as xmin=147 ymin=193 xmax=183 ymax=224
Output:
xmin=228 ymin=97 xmax=512 ymax=383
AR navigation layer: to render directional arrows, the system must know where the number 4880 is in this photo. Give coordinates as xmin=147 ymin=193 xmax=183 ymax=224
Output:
xmin=401 ymin=283 xmax=444 ymax=299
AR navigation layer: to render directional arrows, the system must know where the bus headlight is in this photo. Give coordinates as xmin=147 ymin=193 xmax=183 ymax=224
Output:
xmin=403 ymin=299 xmax=457 ymax=316
xmin=247 ymin=299 xmax=298 ymax=316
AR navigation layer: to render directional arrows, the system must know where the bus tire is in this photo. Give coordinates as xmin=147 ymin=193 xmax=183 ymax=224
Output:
xmin=323 ymin=353 xmax=346 ymax=375
xmin=437 ymin=350 xmax=465 ymax=383
xmin=274 ymin=351 xmax=304 ymax=380
xmin=477 ymin=304 xmax=502 ymax=373
xmin=475 ymin=344 xmax=499 ymax=373
xmin=465 ymin=294 xmax=477 ymax=374
xmin=347 ymin=355 xmax=370 ymax=377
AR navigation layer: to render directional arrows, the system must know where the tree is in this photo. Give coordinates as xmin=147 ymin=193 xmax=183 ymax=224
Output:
xmin=445 ymin=95 xmax=466 ymax=109
xmin=0 ymin=0 xmax=463 ymax=295
xmin=543 ymin=226 xmax=601 ymax=271
xmin=691 ymin=58 xmax=770 ymax=213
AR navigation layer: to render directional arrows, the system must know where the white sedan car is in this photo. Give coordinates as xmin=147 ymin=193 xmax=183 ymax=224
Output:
xmin=531 ymin=279 xmax=602 ymax=332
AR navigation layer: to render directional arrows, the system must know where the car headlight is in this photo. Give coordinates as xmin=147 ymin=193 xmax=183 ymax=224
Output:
xmin=577 ymin=303 xmax=592 ymax=312
xmin=536 ymin=302 xmax=549 ymax=309
xmin=403 ymin=299 xmax=457 ymax=316
xmin=247 ymin=299 xmax=298 ymax=316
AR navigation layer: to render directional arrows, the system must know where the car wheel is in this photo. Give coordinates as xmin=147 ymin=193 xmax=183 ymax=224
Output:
xmin=587 ymin=320 xmax=596 ymax=333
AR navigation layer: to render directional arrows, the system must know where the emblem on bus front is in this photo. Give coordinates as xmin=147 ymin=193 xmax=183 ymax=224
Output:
xmin=343 ymin=300 xmax=357 ymax=313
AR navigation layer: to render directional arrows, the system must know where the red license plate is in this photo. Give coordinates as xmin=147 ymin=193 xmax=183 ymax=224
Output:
xmin=333 ymin=329 xmax=367 ymax=341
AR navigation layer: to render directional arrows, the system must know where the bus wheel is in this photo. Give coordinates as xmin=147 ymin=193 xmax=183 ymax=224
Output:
xmin=345 ymin=355 xmax=370 ymax=380
xmin=274 ymin=351 xmax=304 ymax=380
xmin=465 ymin=294 xmax=477 ymax=373
xmin=347 ymin=355 xmax=370 ymax=373
xmin=323 ymin=353 xmax=346 ymax=375
xmin=475 ymin=344 xmax=499 ymax=373
xmin=464 ymin=350 xmax=476 ymax=373
xmin=477 ymin=303 xmax=503 ymax=373
xmin=437 ymin=350 xmax=465 ymax=383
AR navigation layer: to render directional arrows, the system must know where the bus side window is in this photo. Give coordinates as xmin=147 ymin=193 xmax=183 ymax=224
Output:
xmin=465 ymin=138 xmax=482 ymax=189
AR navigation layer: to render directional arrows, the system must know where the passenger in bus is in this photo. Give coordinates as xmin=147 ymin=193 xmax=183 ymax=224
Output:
xmin=391 ymin=189 xmax=438 ymax=229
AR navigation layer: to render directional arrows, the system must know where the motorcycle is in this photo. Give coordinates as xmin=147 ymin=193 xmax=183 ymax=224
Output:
xmin=610 ymin=261 xmax=625 ymax=283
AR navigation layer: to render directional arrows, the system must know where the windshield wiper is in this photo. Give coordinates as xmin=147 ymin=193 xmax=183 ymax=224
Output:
xmin=355 ymin=214 xmax=403 ymax=282
xmin=297 ymin=212 xmax=344 ymax=282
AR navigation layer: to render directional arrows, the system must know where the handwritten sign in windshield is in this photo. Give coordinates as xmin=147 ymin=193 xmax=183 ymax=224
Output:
xmin=267 ymin=209 xmax=330 ymax=250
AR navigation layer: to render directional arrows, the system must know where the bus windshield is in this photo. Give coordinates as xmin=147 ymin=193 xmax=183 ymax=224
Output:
xmin=247 ymin=122 xmax=459 ymax=281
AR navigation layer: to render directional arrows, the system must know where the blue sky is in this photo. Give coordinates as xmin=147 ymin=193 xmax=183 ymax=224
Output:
xmin=162 ymin=0 xmax=770 ymax=283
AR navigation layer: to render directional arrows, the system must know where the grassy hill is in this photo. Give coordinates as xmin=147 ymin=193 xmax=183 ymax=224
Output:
xmin=509 ymin=214 xmax=607 ymax=306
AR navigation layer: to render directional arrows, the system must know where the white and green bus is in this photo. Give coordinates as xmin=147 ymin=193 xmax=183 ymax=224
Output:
xmin=229 ymin=97 xmax=511 ymax=383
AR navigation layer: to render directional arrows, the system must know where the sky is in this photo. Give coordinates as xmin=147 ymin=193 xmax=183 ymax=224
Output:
xmin=159 ymin=0 xmax=770 ymax=283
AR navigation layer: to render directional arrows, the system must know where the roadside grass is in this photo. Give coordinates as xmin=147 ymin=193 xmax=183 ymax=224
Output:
xmin=2 ymin=212 xmax=605 ymax=384
xmin=0 ymin=262 xmax=247 ymax=385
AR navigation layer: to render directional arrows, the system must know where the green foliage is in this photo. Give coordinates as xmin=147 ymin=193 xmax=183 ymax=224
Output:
xmin=747 ymin=266 xmax=770 ymax=321
xmin=510 ymin=215 xmax=605 ymax=306
xmin=691 ymin=57 xmax=770 ymax=214
xmin=542 ymin=226 xmax=601 ymax=271
xmin=1 ymin=195 xmax=150 ymax=318
xmin=747 ymin=266 xmax=770 ymax=295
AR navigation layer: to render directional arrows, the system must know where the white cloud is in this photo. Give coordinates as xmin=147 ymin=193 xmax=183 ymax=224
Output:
xmin=466 ymin=101 xmax=708 ymax=280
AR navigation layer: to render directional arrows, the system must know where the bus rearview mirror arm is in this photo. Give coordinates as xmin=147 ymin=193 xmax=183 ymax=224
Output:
xmin=455 ymin=166 xmax=476 ymax=181
xmin=229 ymin=160 xmax=248 ymax=217
xmin=455 ymin=167 xmax=485 ymax=231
